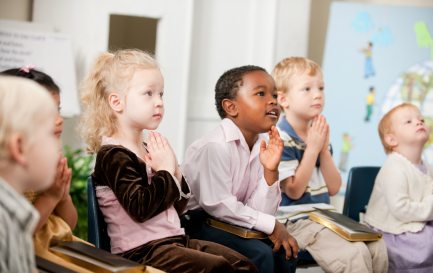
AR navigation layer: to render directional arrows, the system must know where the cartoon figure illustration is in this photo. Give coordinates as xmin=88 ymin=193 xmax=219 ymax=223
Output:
xmin=415 ymin=21 xmax=433 ymax=59
xmin=338 ymin=133 xmax=352 ymax=172
xmin=361 ymin=41 xmax=375 ymax=78
xmin=365 ymin=86 xmax=376 ymax=122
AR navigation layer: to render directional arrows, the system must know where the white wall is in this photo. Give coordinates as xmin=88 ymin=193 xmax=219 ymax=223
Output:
xmin=32 ymin=0 xmax=193 ymax=158
xmin=30 ymin=0 xmax=312 ymax=159
xmin=185 ymin=0 xmax=311 ymax=150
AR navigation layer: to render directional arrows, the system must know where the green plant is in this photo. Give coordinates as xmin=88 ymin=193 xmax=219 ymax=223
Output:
xmin=64 ymin=145 xmax=94 ymax=241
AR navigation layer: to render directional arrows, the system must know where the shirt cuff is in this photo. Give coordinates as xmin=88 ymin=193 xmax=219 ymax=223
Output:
xmin=171 ymin=172 xmax=191 ymax=200
xmin=257 ymin=176 xmax=281 ymax=198
xmin=254 ymin=212 xmax=276 ymax=235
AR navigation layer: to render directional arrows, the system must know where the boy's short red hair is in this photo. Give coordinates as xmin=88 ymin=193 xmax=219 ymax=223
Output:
xmin=378 ymin=103 xmax=418 ymax=154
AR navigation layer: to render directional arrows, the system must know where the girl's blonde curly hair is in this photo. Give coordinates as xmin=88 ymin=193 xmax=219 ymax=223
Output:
xmin=79 ymin=49 xmax=158 ymax=153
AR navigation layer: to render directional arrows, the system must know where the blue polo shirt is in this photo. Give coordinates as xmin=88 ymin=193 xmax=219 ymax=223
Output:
xmin=277 ymin=117 xmax=331 ymax=206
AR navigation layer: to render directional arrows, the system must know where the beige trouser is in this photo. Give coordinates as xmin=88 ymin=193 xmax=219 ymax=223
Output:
xmin=287 ymin=219 xmax=388 ymax=273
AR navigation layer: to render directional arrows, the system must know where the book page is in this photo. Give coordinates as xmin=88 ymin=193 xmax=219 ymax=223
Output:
xmin=276 ymin=203 xmax=335 ymax=221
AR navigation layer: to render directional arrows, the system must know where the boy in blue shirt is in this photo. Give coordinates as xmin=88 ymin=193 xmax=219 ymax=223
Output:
xmin=272 ymin=57 xmax=388 ymax=273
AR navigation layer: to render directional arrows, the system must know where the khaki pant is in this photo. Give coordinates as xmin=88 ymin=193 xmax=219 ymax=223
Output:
xmin=287 ymin=219 xmax=388 ymax=273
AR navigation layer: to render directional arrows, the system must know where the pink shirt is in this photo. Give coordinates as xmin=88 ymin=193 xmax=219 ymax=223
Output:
xmin=96 ymin=137 xmax=186 ymax=254
xmin=96 ymin=188 xmax=184 ymax=254
xmin=182 ymin=118 xmax=281 ymax=234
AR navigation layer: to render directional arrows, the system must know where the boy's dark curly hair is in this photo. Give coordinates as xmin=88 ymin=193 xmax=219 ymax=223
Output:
xmin=1 ymin=68 xmax=60 ymax=94
xmin=214 ymin=65 xmax=266 ymax=119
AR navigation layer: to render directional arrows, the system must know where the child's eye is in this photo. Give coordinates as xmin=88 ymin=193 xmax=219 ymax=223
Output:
xmin=272 ymin=93 xmax=278 ymax=99
xmin=257 ymin=91 xmax=265 ymax=97
xmin=319 ymin=86 xmax=324 ymax=92
xmin=420 ymin=119 xmax=425 ymax=123
xmin=143 ymin=90 xmax=152 ymax=96
xmin=405 ymin=120 xmax=411 ymax=124
xmin=159 ymin=91 xmax=164 ymax=98
xmin=304 ymin=87 xmax=311 ymax=92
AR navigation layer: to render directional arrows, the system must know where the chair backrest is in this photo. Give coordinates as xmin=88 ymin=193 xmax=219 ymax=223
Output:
xmin=342 ymin=166 xmax=380 ymax=222
xmin=87 ymin=176 xmax=111 ymax=252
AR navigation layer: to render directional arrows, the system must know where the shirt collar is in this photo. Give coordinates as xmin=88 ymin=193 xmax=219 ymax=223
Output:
xmin=221 ymin=118 xmax=244 ymax=143
xmin=221 ymin=118 xmax=264 ymax=159
xmin=102 ymin=136 xmax=121 ymax=146
xmin=277 ymin=116 xmax=304 ymax=143
xmin=0 ymin=176 xmax=39 ymax=232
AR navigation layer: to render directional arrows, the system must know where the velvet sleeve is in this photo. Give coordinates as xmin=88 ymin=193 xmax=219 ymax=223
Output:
xmin=93 ymin=145 xmax=183 ymax=223
xmin=173 ymin=176 xmax=190 ymax=215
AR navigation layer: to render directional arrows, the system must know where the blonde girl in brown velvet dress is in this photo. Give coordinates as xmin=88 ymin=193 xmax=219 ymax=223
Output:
xmin=79 ymin=49 xmax=258 ymax=273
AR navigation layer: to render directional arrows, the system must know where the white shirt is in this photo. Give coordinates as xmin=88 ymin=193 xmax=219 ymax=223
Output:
xmin=365 ymin=152 xmax=433 ymax=234
xmin=181 ymin=118 xmax=281 ymax=234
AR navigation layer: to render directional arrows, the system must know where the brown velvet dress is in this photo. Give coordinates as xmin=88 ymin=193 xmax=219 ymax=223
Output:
xmin=92 ymin=145 xmax=258 ymax=273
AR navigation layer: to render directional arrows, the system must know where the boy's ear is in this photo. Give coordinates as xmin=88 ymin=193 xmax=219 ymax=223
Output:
xmin=222 ymin=98 xmax=238 ymax=118
xmin=277 ymin=91 xmax=289 ymax=109
xmin=384 ymin=133 xmax=398 ymax=149
xmin=108 ymin=92 xmax=124 ymax=112
xmin=8 ymin=133 xmax=27 ymax=166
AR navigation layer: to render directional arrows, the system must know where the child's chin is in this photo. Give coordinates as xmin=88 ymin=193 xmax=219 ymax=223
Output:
xmin=145 ymin=124 xmax=160 ymax=131
xmin=32 ymin=180 xmax=55 ymax=192
xmin=259 ymin=123 xmax=274 ymax=133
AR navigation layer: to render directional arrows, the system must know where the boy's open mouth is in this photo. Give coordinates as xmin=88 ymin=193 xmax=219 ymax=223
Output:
xmin=266 ymin=109 xmax=280 ymax=118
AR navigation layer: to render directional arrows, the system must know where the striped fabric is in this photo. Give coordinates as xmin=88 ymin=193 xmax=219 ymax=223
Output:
xmin=277 ymin=117 xmax=331 ymax=206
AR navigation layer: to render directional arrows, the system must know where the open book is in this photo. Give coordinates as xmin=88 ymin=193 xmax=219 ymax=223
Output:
xmin=276 ymin=203 xmax=335 ymax=223
xmin=309 ymin=208 xmax=382 ymax=242
xmin=50 ymin=241 xmax=146 ymax=273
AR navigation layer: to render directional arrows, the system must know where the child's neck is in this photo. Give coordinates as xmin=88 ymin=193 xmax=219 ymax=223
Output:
xmin=394 ymin=144 xmax=423 ymax=165
xmin=285 ymin=113 xmax=310 ymax=140
xmin=228 ymin=117 xmax=259 ymax=150
xmin=239 ymin=127 xmax=259 ymax=151
xmin=111 ymin=127 xmax=145 ymax=157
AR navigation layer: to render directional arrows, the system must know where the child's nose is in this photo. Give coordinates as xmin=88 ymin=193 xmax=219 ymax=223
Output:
xmin=56 ymin=114 xmax=63 ymax=126
xmin=269 ymin=94 xmax=277 ymax=104
xmin=155 ymin=97 xmax=163 ymax=107
xmin=313 ymin=90 xmax=323 ymax=99
xmin=270 ymin=97 xmax=277 ymax=104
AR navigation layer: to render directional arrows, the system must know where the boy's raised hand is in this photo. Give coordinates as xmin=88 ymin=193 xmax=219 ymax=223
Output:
xmin=269 ymin=220 xmax=299 ymax=260
xmin=260 ymin=126 xmax=283 ymax=185
xmin=144 ymin=132 xmax=176 ymax=176
xmin=306 ymin=115 xmax=328 ymax=154
xmin=260 ymin=126 xmax=283 ymax=169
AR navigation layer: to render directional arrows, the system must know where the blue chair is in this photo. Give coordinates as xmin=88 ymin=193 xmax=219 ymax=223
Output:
xmin=87 ymin=176 xmax=111 ymax=252
xmin=342 ymin=166 xmax=380 ymax=222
